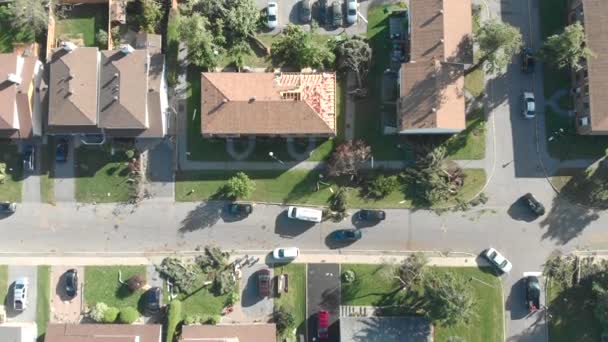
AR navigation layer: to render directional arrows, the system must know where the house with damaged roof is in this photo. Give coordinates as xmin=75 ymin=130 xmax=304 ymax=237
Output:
xmin=47 ymin=33 xmax=169 ymax=141
xmin=200 ymin=72 xmax=336 ymax=138
xmin=396 ymin=0 xmax=473 ymax=134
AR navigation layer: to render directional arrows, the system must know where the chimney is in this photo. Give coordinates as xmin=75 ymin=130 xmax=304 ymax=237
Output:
xmin=61 ymin=41 xmax=77 ymax=52
xmin=7 ymin=73 xmax=22 ymax=85
xmin=68 ymin=72 xmax=75 ymax=80
xmin=120 ymin=44 xmax=135 ymax=55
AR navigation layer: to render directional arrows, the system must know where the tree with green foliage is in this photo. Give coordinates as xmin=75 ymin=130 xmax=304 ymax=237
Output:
xmin=229 ymin=41 xmax=253 ymax=71
xmin=135 ymin=0 xmax=162 ymax=33
xmin=540 ymin=22 xmax=595 ymax=71
xmin=329 ymin=186 xmax=349 ymax=213
xmin=9 ymin=0 xmax=48 ymax=37
xmin=335 ymin=35 xmax=372 ymax=88
xmin=274 ymin=305 xmax=296 ymax=335
xmin=424 ymin=271 xmax=475 ymax=326
xmin=118 ymin=307 xmax=140 ymax=324
xmin=367 ymin=175 xmax=399 ymax=199
xmin=103 ymin=306 xmax=120 ymax=323
xmin=191 ymin=0 xmax=260 ymax=46
xmin=225 ymin=172 xmax=255 ymax=199
xmin=166 ymin=300 xmax=183 ymax=342
xmin=179 ymin=13 xmax=218 ymax=69
xmin=96 ymin=30 xmax=109 ymax=49
xmin=387 ymin=252 xmax=428 ymax=291
xmin=271 ymin=25 xmax=335 ymax=69
xmin=476 ymin=19 xmax=522 ymax=74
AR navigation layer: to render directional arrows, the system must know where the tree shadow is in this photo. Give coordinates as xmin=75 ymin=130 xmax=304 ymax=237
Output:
xmin=539 ymin=195 xmax=599 ymax=245
xmin=115 ymin=283 xmax=134 ymax=299
xmin=178 ymin=201 xmax=223 ymax=235
xmin=273 ymin=210 xmax=316 ymax=238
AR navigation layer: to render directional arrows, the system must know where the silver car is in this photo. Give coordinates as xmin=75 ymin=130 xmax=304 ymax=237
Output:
xmin=267 ymin=2 xmax=278 ymax=29
xmin=346 ymin=0 xmax=357 ymax=24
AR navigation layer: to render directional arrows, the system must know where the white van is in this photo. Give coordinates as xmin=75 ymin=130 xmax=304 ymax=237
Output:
xmin=287 ymin=206 xmax=323 ymax=223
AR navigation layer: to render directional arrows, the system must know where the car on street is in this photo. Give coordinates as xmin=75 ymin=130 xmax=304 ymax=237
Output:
xmin=13 ymin=277 xmax=29 ymax=311
xmin=65 ymin=269 xmax=78 ymax=298
xmin=258 ymin=268 xmax=271 ymax=298
xmin=267 ymin=2 xmax=278 ymax=29
xmin=0 ymin=202 xmax=16 ymax=214
xmin=318 ymin=310 xmax=329 ymax=339
xmin=272 ymin=247 xmax=300 ymax=262
xmin=287 ymin=206 xmax=323 ymax=223
xmin=144 ymin=287 xmax=161 ymax=314
xmin=317 ymin=0 xmax=328 ymax=24
xmin=356 ymin=209 xmax=386 ymax=222
xmin=226 ymin=203 xmax=253 ymax=217
xmin=521 ymin=193 xmax=546 ymax=216
xmin=346 ymin=0 xmax=357 ymax=24
xmin=522 ymin=92 xmax=536 ymax=119
xmin=521 ymin=47 xmax=535 ymax=73
xmin=483 ymin=248 xmax=513 ymax=273
xmin=22 ymin=145 xmax=34 ymax=171
xmin=300 ymin=0 xmax=312 ymax=23
xmin=524 ymin=274 xmax=541 ymax=312
xmin=331 ymin=1 xmax=342 ymax=27
xmin=56 ymin=138 xmax=69 ymax=163
xmin=332 ymin=229 xmax=362 ymax=242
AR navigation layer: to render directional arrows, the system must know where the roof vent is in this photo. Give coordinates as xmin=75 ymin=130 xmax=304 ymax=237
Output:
xmin=120 ymin=44 xmax=135 ymax=55
xmin=68 ymin=72 xmax=75 ymax=80
xmin=439 ymin=39 xmax=444 ymax=44
xmin=222 ymin=98 xmax=228 ymax=103
xmin=7 ymin=73 xmax=22 ymax=85
xmin=439 ymin=9 xmax=444 ymax=14
xmin=61 ymin=41 xmax=77 ymax=52
xmin=249 ymin=97 xmax=256 ymax=103
xmin=431 ymin=108 xmax=437 ymax=113
xmin=113 ymin=95 xmax=119 ymax=101
xmin=113 ymin=73 xmax=119 ymax=78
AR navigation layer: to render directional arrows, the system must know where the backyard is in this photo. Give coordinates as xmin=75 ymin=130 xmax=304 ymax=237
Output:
xmin=341 ymin=264 xmax=504 ymax=342
xmin=84 ymin=266 xmax=147 ymax=310
xmin=54 ymin=4 xmax=108 ymax=47
xmin=547 ymin=279 xmax=601 ymax=342
xmin=0 ymin=142 xmax=23 ymax=202
xmin=273 ymin=263 xmax=306 ymax=342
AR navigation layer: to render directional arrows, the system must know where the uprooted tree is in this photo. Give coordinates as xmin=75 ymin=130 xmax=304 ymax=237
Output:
xmin=156 ymin=257 xmax=201 ymax=294
xmin=334 ymin=35 xmax=372 ymax=89
xmin=382 ymin=252 xmax=428 ymax=291
xmin=327 ymin=140 xmax=372 ymax=180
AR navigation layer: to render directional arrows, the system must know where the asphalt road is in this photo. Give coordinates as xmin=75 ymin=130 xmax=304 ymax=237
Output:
xmin=307 ymin=263 xmax=340 ymax=342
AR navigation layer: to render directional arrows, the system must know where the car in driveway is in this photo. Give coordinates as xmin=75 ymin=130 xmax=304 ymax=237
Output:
xmin=483 ymin=248 xmax=512 ymax=273
xmin=356 ymin=209 xmax=386 ymax=222
xmin=521 ymin=193 xmax=545 ymax=216
xmin=331 ymin=1 xmax=342 ymax=27
xmin=317 ymin=0 xmax=328 ymax=24
xmin=226 ymin=203 xmax=253 ymax=217
xmin=300 ymin=0 xmax=312 ymax=23
xmin=524 ymin=274 xmax=541 ymax=312
xmin=56 ymin=138 xmax=69 ymax=162
xmin=332 ymin=229 xmax=362 ymax=242
xmin=346 ymin=0 xmax=357 ymax=24
xmin=318 ymin=310 xmax=329 ymax=339
xmin=258 ymin=269 xmax=271 ymax=298
xmin=267 ymin=1 xmax=278 ymax=29
xmin=522 ymin=92 xmax=536 ymax=119
xmin=273 ymin=247 xmax=300 ymax=262
xmin=13 ymin=277 xmax=29 ymax=311
xmin=144 ymin=287 xmax=161 ymax=315
xmin=0 ymin=202 xmax=16 ymax=214
xmin=22 ymin=145 xmax=35 ymax=171
xmin=65 ymin=269 xmax=78 ymax=298
xmin=521 ymin=47 xmax=535 ymax=73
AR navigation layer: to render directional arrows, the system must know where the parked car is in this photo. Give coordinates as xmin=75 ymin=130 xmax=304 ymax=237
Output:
xmin=346 ymin=0 xmax=357 ymax=24
xmin=331 ymin=1 xmax=342 ymax=27
xmin=332 ymin=229 xmax=362 ymax=242
xmin=521 ymin=193 xmax=545 ymax=216
xmin=56 ymin=138 xmax=69 ymax=163
xmin=522 ymin=92 xmax=536 ymax=119
xmin=13 ymin=277 xmax=29 ymax=311
xmin=300 ymin=0 xmax=312 ymax=23
xmin=483 ymin=248 xmax=513 ymax=273
xmin=0 ymin=202 xmax=16 ymax=214
xmin=356 ymin=209 xmax=386 ymax=222
xmin=258 ymin=269 xmax=271 ymax=298
xmin=226 ymin=203 xmax=253 ymax=217
xmin=287 ymin=206 xmax=323 ymax=223
xmin=317 ymin=0 xmax=328 ymax=24
xmin=22 ymin=145 xmax=34 ymax=171
xmin=524 ymin=275 xmax=541 ymax=311
xmin=267 ymin=1 xmax=278 ymax=29
xmin=144 ymin=287 xmax=161 ymax=314
xmin=318 ymin=310 xmax=329 ymax=339
xmin=65 ymin=269 xmax=78 ymax=298
xmin=521 ymin=47 xmax=535 ymax=73
xmin=272 ymin=247 xmax=300 ymax=262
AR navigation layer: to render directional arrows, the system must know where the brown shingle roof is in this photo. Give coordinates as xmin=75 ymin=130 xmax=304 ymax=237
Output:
xmin=201 ymin=72 xmax=336 ymax=136
xmin=0 ymin=52 xmax=39 ymax=138
xmin=0 ymin=53 xmax=19 ymax=130
xmin=179 ymin=324 xmax=277 ymax=342
xmin=581 ymin=0 xmax=608 ymax=132
xmin=45 ymin=324 xmax=162 ymax=342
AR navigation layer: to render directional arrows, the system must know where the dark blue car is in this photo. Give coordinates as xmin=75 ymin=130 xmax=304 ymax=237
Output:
xmin=56 ymin=138 xmax=68 ymax=163
xmin=333 ymin=229 xmax=362 ymax=242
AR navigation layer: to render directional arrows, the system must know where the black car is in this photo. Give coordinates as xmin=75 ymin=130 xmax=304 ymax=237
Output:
xmin=22 ymin=145 xmax=35 ymax=171
xmin=524 ymin=275 xmax=541 ymax=311
xmin=521 ymin=193 xmax=545 ymax=216
xmin=521 ymin=48 xmax=535 ymax=73
xmin=65 ymin=269 xmax=78 ymax=298
xmin=332 ymin=229 xmax=362 ymax=242
xmin=145 ymin=287 xmax=161 ymax=314
xmin=0 ymin=202 xmax=16 ymax=214
xmin=300 ymin=0 xmax=312 ymax=23
xmin=317 ymin=0 xmax=328 ymax=24
xmin=56 ymin=138 xmax=69 ymax=163
xmin=227 ymin=203 xmax=253 ymax=217
xmin=356 ymin=209 xmax=386 ymax=222
xmin=331 ymin=1 xmax=342 ymax=27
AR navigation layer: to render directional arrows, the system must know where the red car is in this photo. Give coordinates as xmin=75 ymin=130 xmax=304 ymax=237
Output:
xmin=318 ymin=310 xmax=329 ymax=339
xmin=258 ymin=269 xmax=270 ymax=298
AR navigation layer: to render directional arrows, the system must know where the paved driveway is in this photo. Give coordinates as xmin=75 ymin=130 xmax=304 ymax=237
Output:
xmin=233 ymin=263 xmax=274 ymax=322
xmin=53 ymin=136 xmax=75 ymax=202
xmin=50 ymin=266 xmax=82 ymax=323
xmin=307 ymin=263 xmax=340 ymax=342
xmin=7 ymin=266 xmax=37 ymax=322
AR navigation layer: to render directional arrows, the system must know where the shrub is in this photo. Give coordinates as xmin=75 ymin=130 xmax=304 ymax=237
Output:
xmin=90 ymin=302 xmax=108 ymax=322
xmin=206 ymin=314 xmax=221 ymax=325
xmin=329 ymin=187 xmax=348 ymax=213
xmin=96 ymin=29 xmax=108 ymax=49
xmin=342 ymin=270 xmax=356 ymax=283
xmin=118 ymin=307 xmax=140 ymax=324
xmin=184 ymin=314 xmax=204 ymax=325
xmin=126 ymin=274 xmax=146 ymax=292
xmin=103 ymin=306 xmax=120 ymax=323
xmin=166 ymin=300 xmax=183 ymax=342
xmin=226 ymin=290 xmax=240 ymax=306
xmin=125 ymin=149 xmax=135 ymax=159
xmin=274 ymin=305 xmax=295 ymax=334
xmin=367 ymin=175 xmax=399 ymax=199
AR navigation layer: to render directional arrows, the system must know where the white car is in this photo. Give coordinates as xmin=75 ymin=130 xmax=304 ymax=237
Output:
xmin=13 ymin=277 xmax=29 ymax=311
xmin=483 ymin=248 xmax=513 ymax=273
xmin=346 ymin=0 xmax=357 ymax=25
xmin=267 ymin=2 xmax=278 ymax=29
xmin=522 ymin=92 xmax=536 ymax=119
xmin=273 ymin=247 xmax=300 ymax=261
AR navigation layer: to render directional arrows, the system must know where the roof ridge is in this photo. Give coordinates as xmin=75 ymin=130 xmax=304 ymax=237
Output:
xmin=57 ymin=58 xmax=97 ymax=126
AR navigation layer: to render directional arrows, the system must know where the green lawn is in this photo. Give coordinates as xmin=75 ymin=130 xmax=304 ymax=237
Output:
xmin=545 ymin=108 xmax=608 ymax=160
xmin=179 ymin=287 xmax=228 ymax=319
xmin=54 ymin=4 xmax=108 ymax=47
xmin=442 ymin=107 xmax=486 ymax=160
xmin=175 ymin=168 xmax=486 ymax=208
xmin=0 ymin=142 xmax=23 ymax=202
xmin=341 ymin=265 xmax=504 ymax=342
xmin=75 ymin=146 xmax=134 ymax=203
xmin=166 ymin=9 xmax=180 ymax=87
xmin=273 ymin=263 xmax=306 ymax=342
xmin=84 ymin=266 xmax=147 ymax=310
xmin=547 ymin=279 xmax=600 ymax=342
xmin=0 ymin=265 xmax=7 ymax=305
xmin=465 ymin=67 xmax=485 ymax=98
xmin=36 ymin=266 xmax=51 ymax=339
